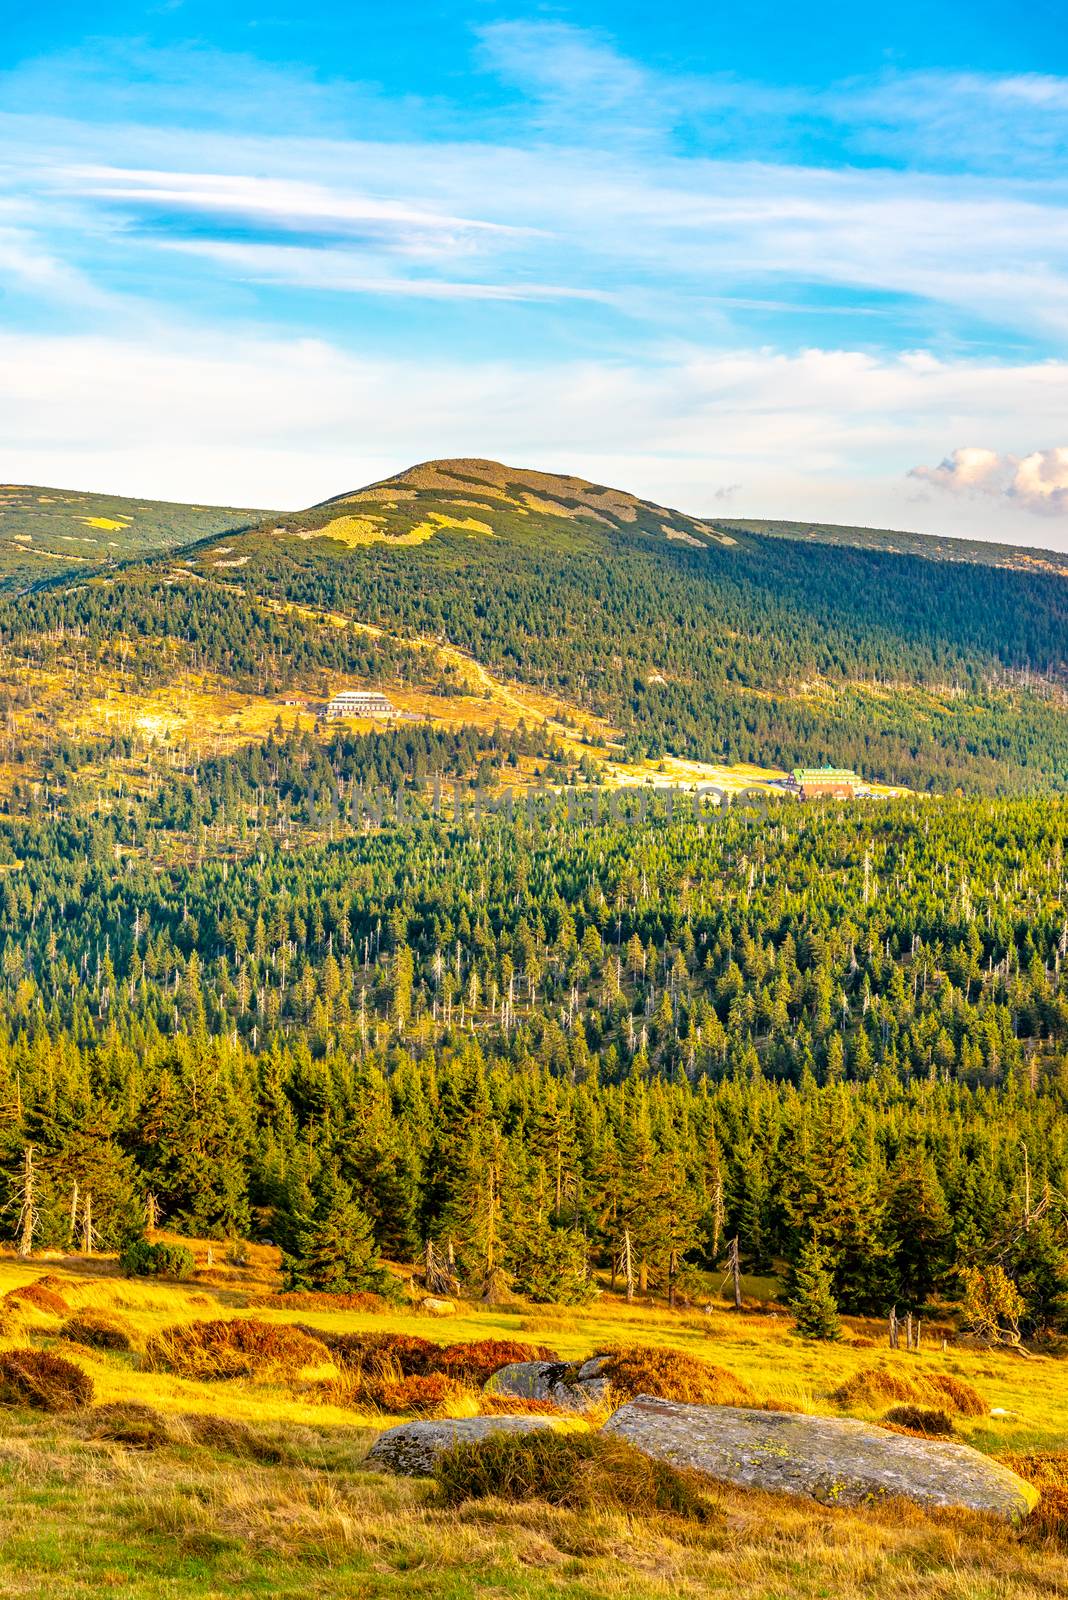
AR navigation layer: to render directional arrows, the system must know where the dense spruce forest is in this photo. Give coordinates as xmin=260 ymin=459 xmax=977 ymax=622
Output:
xmin=1 ymin=712 xmax=1067 ymax=1325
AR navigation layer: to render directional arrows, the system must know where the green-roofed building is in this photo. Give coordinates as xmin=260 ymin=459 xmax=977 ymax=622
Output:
xmin=785 ymin=766 xmax=864 ymax=797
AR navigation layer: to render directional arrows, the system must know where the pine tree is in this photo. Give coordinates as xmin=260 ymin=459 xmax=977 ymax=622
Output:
xmin=882 ymin=1151 xmax=951 ymax=1310
xmin=789 ymin=1237 xmax=841 ymax=1340
xmin=283 ymin=1173 xmax=390 ymax=1295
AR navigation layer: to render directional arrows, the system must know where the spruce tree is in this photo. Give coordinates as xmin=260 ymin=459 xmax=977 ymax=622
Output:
xmin=790 ymin=1237 xmax=842 ymax=1340
xmin=283 ymin=1173 xmax=391 ymax=1295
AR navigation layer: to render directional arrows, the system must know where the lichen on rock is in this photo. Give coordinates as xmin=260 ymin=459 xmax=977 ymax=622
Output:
xmin=601 ymin=1398 xmax=1037 ymax=1520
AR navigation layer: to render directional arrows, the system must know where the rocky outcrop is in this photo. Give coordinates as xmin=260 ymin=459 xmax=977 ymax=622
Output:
xmin=602 ymin=1398 xmax=1037 ymax=1520
xmin=484 ymin=1356 xmax=611 ymax=1411
xmin=418 ymin=1297 xmax=457 ymax=1317
xmin=364 ymin=1414 xmax=585 ymax=1477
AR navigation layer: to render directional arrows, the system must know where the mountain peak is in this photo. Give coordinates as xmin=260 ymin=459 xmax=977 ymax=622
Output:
xmin=316 ymin=457 xmax=726 ymax=543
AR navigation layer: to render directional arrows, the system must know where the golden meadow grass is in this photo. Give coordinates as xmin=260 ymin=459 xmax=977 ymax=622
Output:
xmin=2 ymin=1244 xmax=1068 ymax=1597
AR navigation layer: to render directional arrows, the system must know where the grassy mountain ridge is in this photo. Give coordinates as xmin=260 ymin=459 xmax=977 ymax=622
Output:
xmin=167 ymin=458 xmax=1068 ymax=791
xmin=715 ymin=514 xmax=1068 ymax=578
xmin=0 ymin=483 xmax=274 ymax=593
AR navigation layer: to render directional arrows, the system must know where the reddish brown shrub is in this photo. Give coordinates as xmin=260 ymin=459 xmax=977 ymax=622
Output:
xmin=435 ymin=1340 xmax=559 ymax=1384
xmin=318 ymin=1330 xmax=442 ymax=1376
xmin=0 ymin=1348 xmax=94 ymax=1412
xmin=595 ymin=1345 xmax=758 ymax=1407
xmin=3 ymin=1281 xmax=70 ymax=1317
xmin=252 ymin=1290 xmax=389 ymax=1313
xmin=365 ymin=1373 xmax=466 ymax=1416
xmin=144 ymin=1318 xmax=331 ymax=1381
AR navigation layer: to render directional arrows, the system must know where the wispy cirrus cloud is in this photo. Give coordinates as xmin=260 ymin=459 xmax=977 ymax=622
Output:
xmin=67 ymin=166 xmax=529 ymax=254
xmin=158 ymin=237 xmax=612 ymax=304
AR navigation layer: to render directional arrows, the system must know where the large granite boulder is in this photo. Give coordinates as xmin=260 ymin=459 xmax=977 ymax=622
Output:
xmin=365 ymin=1414 xmax=585 ymax=1477
xmin=485 ymin=1357 xmax=611 ymax=1411
xmin=602 ymin=1398 xmax=1037 ymax=1520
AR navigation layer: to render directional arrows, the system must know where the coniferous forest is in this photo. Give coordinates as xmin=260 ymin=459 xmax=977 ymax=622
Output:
xmin=2 ymin=724 xmax=1067 ymax=1325
xmin=2 ymin=461 xmax=1067 ymax=1335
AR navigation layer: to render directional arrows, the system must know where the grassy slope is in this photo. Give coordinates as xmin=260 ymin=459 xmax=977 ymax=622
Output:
xmin=1 ymin=1247 xmax=1066 ymax=1599
xmin=0 ymin=485 xmax=275 ymax=592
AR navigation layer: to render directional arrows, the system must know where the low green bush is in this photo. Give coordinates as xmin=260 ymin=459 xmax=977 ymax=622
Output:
xmin=119 ymin=1240 xmax=195 ymax=1281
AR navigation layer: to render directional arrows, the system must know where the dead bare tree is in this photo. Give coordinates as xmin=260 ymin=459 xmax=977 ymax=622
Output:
xmin=16 ymin=1147 xmax=36 ymax=1258
xmin=728 ymin=1237 xmax=742 ymax=1309
xmin=617 ymin=1228 xmax=635 ymax=1304
xmin=81 ymin=1191 xmax=98 ymax=1255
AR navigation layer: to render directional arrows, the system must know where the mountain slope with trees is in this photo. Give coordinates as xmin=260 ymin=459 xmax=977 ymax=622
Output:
xmin=9 ymin=457 xmax=1064 ymax=791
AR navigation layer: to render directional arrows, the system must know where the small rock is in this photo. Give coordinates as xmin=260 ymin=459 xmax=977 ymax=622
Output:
xmin=419 ymin=1297 xmax=457 ymax=1317
xmin=602 ymin=1398 xmax=1037 ymax=1520
xmin=365 ymin=1414 xmax=584 ymax=1476
xmin=485 ymin=1356 xmax=612 ymax=1411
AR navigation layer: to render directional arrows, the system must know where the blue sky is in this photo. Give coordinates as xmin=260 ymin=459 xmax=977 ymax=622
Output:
xmin=3 ymin=2 xmax=1068 ymax=544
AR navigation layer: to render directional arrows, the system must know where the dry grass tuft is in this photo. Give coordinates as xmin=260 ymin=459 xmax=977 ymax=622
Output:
xmin=833 ymin=1364 xmax=987 ymax=1418
xmin=478 ymin=1393 xmax=568 ymax=1416
xmin=1008 ymin=1455 xmax=1068 ymax=1551
xmin=883 ymin=1403 xmax=955 ymax=1436
xmin=144 ymin=1317 xmax=332 ymax=1381
xmin=519 ymin=1314 xmax=579 ymax=1335
xmin=924 ymin=1372 xmax=987 ymax=1417
xmin=61 ymin=1308 xmax=137 ymax=1352
xmin=0 ymin=1347 xmax=94 ymax=1412
xmin=81 ymin=1401 xmax=173 ymax=1448
xmin=596 ymin=1345 xmax=758 ymax=1407
xmin=433 ymin=1428 xmax=718 ymax=1521
xmin=832 ymin=1366 xmax=921 ymax=1409
xmin=3 ymin=1280 xmax=70 ymax=1317
xmin=182 ymin=1413 xmax=293 ymax=1462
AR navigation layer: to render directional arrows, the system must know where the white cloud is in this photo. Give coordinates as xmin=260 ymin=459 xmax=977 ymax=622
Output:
xmin=1 ymin=327 xmax=1066 ymax=550
xmin=911 ymin=446 xmax=1068 ymax=516
xmin=1013 ymin=448 xmax=1068 ymax=513
xmin=154 ymin=238 xmax=611 ymax=303
xmin=66 ymin=166 xmax=527 ymax=255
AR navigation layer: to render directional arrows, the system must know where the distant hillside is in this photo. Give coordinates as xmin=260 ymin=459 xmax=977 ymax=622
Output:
xmin=0 ymin=484 xmax=274 ymax=592
xmin=6 ymin=456 xmax=1059 ymax=794
xmin=713 ymin=515 xmax=1068 ymax=579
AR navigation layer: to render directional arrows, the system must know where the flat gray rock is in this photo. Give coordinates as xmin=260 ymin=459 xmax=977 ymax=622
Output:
xmin=485 ymin=1357 xmax=611 ymax=1411
xmin=602 ymin=1398 xmax=1037 ymax=1520
xmin=364 ymin=1414 xmax=583 ymax=1477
